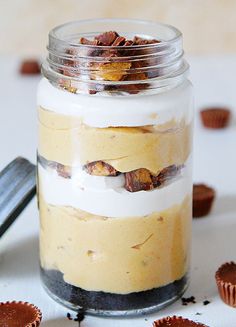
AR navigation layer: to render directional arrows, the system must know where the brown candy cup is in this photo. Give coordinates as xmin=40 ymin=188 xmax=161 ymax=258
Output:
xmin=20 ymin=60 xmax=41 ymax=75
xmin=153 ymin=315 xmax=208 ymax=326
xmin=193 ymin=184 xmax=215 ymax=218
xmin=0 ymin=301 xmax=42 ymax=326
xmin=200 ymin=108 xmax=230 ymax=129
xmin=215 ymin=262 xmax=236 ymax=307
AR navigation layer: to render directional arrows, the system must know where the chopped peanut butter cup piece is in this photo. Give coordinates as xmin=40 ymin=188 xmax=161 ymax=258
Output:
xmin=125 ymin=168 xmax=154 ymax=192
xmin=40 ymin=156 xmax=72 ymax=179
xmin=200 ymin=107 xmax=231 ymax=129
xmin=112 ymin=36 xmax=126 ymax=46
xmin=124 ymin=60 xmax=148 ymax=82
xmin=125 ymin=165 xmax=182 ymax=192
xmin=153 ymin=165 xmax=182 ymax=187
xmin=133 ymin=36 xmax=160 ymax=45
xmin=56 ymin=163 xmax=71 ymax=179
xmin=215 ymin=261 xmax=236 ymax=307
xmin=73 ymin=31 xmax=162 ymax=93
xmin=124 ymin=40 xmax=134 ymax=46
xmin=84 ymin=162 xmax=182 ymax=191
xmin=95 ymin=31 xmax=119 ymax=46
xmin=84 ymin=161 xmax=120 ymax=176
xmin=92 ymin=61 xmax=132 ymax=81
xmin=0 ymin=301 xmax=42 ymax=326
xmin=79 ymin=32 xmax=160 ymax=85
xmin=153 ymin=316 xmax=208 ymax=326
xmin=193 ymin=184 xmax=215 ymax=218
xmin=20 ymin=59 xmax=41 ymax=75
xmin=80 ymin=37 xmax=101 ymax=46
xmin=58 ymin=31 xmax=163 ymax=94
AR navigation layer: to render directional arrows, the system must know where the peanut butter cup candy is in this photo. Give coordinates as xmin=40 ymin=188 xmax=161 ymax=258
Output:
xmin=215 ymin=261 xmax=236 ymax=307
xmin=153 ymin=316 xmax=208 ymax=326
xmin=200 ymin=107 xmax=230 ymax=129
xmin=0 ymin=301 xmax=42 ymax=326
xmin=20 ymin=59 xmax=41 ymax=75
xmin=193 ymin=184 xmax=215 ymax=218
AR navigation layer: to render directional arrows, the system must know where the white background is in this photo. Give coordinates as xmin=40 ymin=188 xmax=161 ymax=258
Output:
xmin=0 ymin=56 xmax=236 ymax=326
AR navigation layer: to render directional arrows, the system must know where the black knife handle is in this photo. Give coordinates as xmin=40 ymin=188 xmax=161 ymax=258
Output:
xmin=0 ymin=157 xmax=36 ymax=237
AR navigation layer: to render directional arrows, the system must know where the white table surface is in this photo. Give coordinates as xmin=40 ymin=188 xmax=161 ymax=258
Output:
xmin=1 ymin=56 xmax=236 ymax=327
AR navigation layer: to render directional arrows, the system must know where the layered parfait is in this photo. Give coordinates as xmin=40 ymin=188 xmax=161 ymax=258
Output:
xmin=38 ymin=28 xmax=193 ymax=314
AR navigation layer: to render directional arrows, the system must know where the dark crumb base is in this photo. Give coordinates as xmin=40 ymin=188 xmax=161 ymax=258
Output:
xmin=41 ymin=268 xmax=187 ymax=312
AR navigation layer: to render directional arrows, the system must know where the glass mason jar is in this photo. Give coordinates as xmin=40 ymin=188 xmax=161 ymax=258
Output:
xmin=37 ymin=19 xmax=193 ymax=316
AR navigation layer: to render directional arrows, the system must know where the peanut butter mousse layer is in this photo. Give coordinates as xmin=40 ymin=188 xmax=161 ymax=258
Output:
xmin=38 ymin=107 xmax=191 ymax=173
xmin=39 ymin=195 xmax=191 ymax=294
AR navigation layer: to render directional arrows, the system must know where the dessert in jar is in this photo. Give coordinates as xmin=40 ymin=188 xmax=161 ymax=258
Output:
xmin=37 ymin=19 xmax=193 ymax=316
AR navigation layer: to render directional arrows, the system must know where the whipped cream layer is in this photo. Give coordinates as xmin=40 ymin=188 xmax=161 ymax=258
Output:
xmin=38 ymin=162 xmax=192 ymax=218
xmin=37 ymin=78 xmax=193 ymax=128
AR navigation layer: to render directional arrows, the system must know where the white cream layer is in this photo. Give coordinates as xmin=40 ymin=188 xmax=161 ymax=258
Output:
xmin=38 ymin=163 xmax=192 ymax=218
xmin=37 ymin=78 xmax=193 ymax=128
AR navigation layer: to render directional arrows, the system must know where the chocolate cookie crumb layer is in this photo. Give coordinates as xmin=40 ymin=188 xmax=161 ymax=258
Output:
xmin=41 ymin=268 xmax=187 ymax=313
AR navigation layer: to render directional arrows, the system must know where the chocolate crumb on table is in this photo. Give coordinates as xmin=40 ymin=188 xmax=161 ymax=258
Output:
xmin=181 ymin=296 xmax=196 ymax=305
xmin=75 ymin=308 xmax=85 ymax=324
xmin=67 ymin=312 xmax=72 ymax=320
xmin=66 ymin=309 xmax=85 ymax=325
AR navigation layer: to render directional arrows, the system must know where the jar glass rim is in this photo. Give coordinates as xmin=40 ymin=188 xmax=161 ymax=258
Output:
xmin=49 ymin=18 xmax=182 ymax=49
xmin=44 ymin=18 xmax=188 ymax=95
